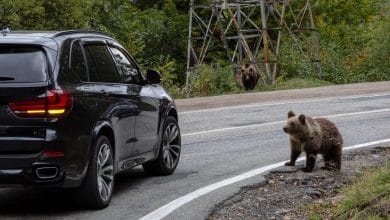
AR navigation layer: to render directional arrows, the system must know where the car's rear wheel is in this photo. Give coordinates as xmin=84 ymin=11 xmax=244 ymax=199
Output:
xmin=143 ymin=116 xmax=181 ymax=175
xmin=79 ymin=135 xmax=114 ymax=209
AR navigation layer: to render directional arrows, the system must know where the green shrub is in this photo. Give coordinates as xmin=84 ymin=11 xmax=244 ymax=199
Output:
xmin=189 ymin=64 xmax=239 ymax=97
xmin=279 ymin=36 xmax=317 ymax=80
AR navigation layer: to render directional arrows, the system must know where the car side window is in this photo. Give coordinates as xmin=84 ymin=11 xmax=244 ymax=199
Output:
xmin=109 ymin=47 xmax=140 ymax=84
xmin=83 ymin=43 xmax=121 ymax=83
xmin=69 ymin=40 xmax=88 ymax=82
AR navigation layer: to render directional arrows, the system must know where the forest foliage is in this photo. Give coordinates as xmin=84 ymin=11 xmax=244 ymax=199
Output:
xmin=1 ymin=0 xmax=388 ymax=98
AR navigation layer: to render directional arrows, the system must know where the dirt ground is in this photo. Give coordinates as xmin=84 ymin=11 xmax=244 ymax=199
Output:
xmin=208 ymin=146 xmax=390 ymax=220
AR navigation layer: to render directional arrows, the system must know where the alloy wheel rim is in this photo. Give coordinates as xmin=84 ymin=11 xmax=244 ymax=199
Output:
xmin=163 ymin=123 xmax=181 ymax=169
xmin=97 ymin=143 xmax=114 ymax=202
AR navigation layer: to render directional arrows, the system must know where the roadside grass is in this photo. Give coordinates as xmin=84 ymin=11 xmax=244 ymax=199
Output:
xmin=173 ymin=76 xmax=335 ymax=99
xmin=256 ymin=77 xmax=334 ymax=92
xmin=305 ymin=161 xmax=390 ymax=220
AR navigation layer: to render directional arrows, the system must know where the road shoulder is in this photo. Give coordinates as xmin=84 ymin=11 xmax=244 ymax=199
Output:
xmin=176 ymin=81 xmax=390 ymax=112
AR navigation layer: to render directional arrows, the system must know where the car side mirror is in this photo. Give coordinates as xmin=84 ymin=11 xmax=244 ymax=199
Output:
xmin=146 ymin=69 xmax=161 ymax=84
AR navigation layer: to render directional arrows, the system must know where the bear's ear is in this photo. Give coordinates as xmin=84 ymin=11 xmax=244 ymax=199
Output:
xmin=288 ymin=111 xmax=295 ymax=118
xmin=298 ymin=114 xmax=306 ymax=124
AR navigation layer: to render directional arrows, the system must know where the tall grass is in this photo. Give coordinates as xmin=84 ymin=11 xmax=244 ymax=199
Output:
xmin=309 ymin=161 xmax=390 ymax=219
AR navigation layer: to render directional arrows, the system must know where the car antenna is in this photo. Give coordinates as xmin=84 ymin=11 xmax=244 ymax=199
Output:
xmin=1 ymin=27 xmax=10 ymax=36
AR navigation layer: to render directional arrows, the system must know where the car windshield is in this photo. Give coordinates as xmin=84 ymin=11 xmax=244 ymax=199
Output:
xmin=0 ymin=46 xmax=48 ymax=83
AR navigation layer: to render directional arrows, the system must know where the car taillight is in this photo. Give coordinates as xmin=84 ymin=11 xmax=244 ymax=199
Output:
xmin=8 ymin=90 xmax=73 ymax=118
xmin=42 ymin=151 xmax=64 ymax=157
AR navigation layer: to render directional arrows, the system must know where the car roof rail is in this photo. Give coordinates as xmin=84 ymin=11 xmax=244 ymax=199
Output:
xmin=1 ymin=27 xmax=10 ymax=36
xmin=52 ymin=30 xmax=109 ymax=38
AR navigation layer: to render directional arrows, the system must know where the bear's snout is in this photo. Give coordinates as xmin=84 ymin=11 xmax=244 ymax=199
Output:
xmin=283 ymin=126 xmax=289 ymax=133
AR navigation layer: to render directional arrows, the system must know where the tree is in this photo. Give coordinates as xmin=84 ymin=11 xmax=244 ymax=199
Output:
xmin=0 ymin=0 xmax=44 ymax=29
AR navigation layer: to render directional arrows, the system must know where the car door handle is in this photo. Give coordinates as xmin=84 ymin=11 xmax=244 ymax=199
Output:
xmin=100 ymin=90 xmax=110 ymax=96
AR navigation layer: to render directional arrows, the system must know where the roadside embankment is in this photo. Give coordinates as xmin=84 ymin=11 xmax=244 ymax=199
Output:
xmin=208 ymin=146 xmax=390 ymax=219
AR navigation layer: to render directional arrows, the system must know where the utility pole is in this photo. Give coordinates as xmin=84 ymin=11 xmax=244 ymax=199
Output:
xmin=185 ymin=0 xmax=194 ymax=97
xmin=260 ymin=0 xmax=271 ymax=84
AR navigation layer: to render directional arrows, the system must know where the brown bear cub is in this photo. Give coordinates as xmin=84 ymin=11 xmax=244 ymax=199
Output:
xmin=283 ymin=111 xmax=343 ymax=172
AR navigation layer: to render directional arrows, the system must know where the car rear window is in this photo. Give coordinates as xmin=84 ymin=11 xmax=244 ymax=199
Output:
xmin=0 ymin=46 xmax=48 ymax=83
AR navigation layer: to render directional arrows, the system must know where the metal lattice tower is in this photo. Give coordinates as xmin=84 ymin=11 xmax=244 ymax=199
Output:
xmin=185 ymin=0 xmax=322 ymax=97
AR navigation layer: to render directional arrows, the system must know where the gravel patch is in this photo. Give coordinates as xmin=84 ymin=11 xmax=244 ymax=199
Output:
xmin=208 ymin=147 xmax=390 ymax=220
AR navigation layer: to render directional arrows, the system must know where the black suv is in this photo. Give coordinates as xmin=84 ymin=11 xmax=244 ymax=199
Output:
xmin=0 ymin=30 xmax=181 ymax=209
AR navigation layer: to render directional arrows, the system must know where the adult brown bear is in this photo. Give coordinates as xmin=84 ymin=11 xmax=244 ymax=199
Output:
xmin=240 ymin=63 xmax=259 ymax=90
xmin=283 ymin=111 xmax=343 ymax=172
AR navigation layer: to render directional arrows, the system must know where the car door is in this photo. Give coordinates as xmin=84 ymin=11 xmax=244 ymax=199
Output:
xmin=107 ymin=45 xmax=159 ymax=155
xmin=81 ymin=39 xmax=138 ymax=162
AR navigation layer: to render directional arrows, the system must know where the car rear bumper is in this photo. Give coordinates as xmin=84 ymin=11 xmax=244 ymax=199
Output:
xmin=0 ymin=126 xmax=87 ymax=188
xmin=0 ymin=153 xmax=66 ymax=186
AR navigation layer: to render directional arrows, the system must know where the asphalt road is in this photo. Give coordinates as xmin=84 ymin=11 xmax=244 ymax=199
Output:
xmin=1 ymin=82 xmax=390 ymax=220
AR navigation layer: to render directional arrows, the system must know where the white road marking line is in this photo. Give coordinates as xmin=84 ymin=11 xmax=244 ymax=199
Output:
xmin=326 ymin=109 xmax=390 ymax=118
xmin=182 ymin=121 xmax=282 ymax=137
xmin=179 ymin=93 xmax=390 ymax=115
xmin=182 ymin=108 xmax=390 ymax=137
xmin=139 ymin=139 xmax=390 ymax=220
xmin=338 ymin=93 xmax=390 ymax=100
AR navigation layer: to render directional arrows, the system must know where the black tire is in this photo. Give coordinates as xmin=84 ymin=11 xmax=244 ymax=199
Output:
xmin=78 ymin=135 xmax=114 ymax=209
xmin=143 ymin=116 xmax=181 ymax=176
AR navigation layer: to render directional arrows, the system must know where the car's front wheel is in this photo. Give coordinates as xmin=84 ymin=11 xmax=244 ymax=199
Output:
xmin=79 ymin=135 xmax=114 ymax=209
xmin=143 ymin=116 xmax=181 ymax=175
